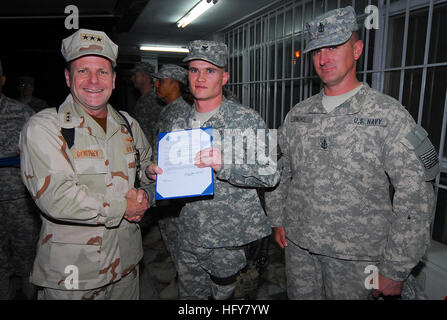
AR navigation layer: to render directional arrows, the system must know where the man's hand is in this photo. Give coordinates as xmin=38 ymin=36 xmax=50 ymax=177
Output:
xmin=146 ymin=163 xmax=163 ymax=180
xmin=273 ymin=227 xmax=288 ymax=249
xmin=124 ymin=188 xmax=149 ymax=223
xmin=194 ymin=147 xmax=222 ymax=172
xmin=372 ymin=273 xmax=404 ymax=298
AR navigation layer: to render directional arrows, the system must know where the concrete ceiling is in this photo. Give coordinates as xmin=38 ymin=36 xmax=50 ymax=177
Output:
xmin=0 ymin=0 xmax=279 ymax=64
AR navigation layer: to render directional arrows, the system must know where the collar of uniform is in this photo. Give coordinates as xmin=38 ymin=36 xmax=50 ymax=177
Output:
xmin=57 ymin=94 xmax=125 ymax=140
xmin=195 ymin=96 xmax=229 ymax=130
xmin=305 ymin=84 xmax=368 ymax=115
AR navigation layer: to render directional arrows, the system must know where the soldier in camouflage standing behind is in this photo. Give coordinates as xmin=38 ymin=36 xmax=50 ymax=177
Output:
xmin=19 ymin=29 xmax=154 ymax=300
xmin=148 ymin=40 xmax=280 ymax=299
xmin=265 ymin=6 xmax=439 ymax=299
xmin=130 ymin=62 xmax=165 ymax=149
xmin=151 ymin=64 xmax=191 ymax=299
xmin=0 ymin=59 xmax=38 ymax=300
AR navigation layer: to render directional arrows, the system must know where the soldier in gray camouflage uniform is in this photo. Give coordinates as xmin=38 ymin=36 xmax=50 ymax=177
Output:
xmin=19 ymin=29 xmax=154 ymax=300
xmin=152 ymin=64 xmax=191 ymax=299
xmin=265 ymin=6 xmax=439 ymax=299
xmin=130 ymin=62 xmax=164 ymax=149
xmin=0 ymin=59 xmax=38 ymax=300
xmin=148 ymin=40 xmax=280 ymax=299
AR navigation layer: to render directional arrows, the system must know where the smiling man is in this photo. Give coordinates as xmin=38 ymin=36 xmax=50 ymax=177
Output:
xmin=265 ymin=6 xmax=439 ymax=300
xmin=19 ymin=29 xmax=154 ymax=300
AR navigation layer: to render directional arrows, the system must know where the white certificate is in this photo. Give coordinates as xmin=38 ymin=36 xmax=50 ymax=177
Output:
xmin=155 ymin=127 xmax=214 ymax=200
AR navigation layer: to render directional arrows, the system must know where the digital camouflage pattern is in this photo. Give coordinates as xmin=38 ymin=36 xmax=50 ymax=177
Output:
xmin=152 ymin=64 xmax=188 ymax=85
xmin=176 ymin=240 xmax=246 ymax=299
xmin=157 ymin=97 xmax=279 ymax=299
xmin=128 ymin=91 xmax=164 ymax=149
xmin=131 ymin=62 xmax=154 ymax=75
xmin=0 ymin=95 xmax=36 ymax=296
xmin=154 ymin=96 xmax=192 ymax=267
xmin=265 ymin=84 xmax=438 ymax=282
xmin=183 ymin=40 xmax=228 ymax=68
xmin=167 ymin=97 xmax=280 ymax=248
xmin=19 ymin=94 xmax=153 ymax=290
xmin=303 ymin=6 xmax=359 ymax=54
xmin=0 ymin=95 xmax=35 ymax=201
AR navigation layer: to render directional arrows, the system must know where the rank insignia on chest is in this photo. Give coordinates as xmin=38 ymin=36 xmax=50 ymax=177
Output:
xmin=64 ymin=111 xmax=72 ymax=123
xmin=320 ymin=137 xmax=328 ymax=150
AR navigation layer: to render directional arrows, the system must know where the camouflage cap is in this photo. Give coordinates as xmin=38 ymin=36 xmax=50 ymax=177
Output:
xmin=61 ymin=28 xmax=118 ymax=66
xmin=131 ymin=62 xmax=155 ymax=75
xmin=303 ymin=6 xmax=359 ymax=54
xmin=183 ymin=40 xmax=228 ymax=68
xmin=152 ymin=64 xmax=188 ymax=85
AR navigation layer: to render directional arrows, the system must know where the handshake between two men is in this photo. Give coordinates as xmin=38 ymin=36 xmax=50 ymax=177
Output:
xmin=123 ymin=147 xmax=222 ymax=223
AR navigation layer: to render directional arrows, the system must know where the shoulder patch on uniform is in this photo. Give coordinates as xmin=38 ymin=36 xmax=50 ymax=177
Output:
xmin=403 ymin=125 xmax=440 ymax=181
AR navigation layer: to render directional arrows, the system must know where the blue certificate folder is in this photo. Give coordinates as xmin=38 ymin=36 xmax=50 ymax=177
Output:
xmin=0 ymin=155 xmax=20 ymax=167
xmin=155 ymin=126 xmax=214 ymax=200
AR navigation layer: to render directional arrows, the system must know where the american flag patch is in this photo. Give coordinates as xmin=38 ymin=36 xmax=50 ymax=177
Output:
xmin=419 ymin=147 xmax=439 ymax=170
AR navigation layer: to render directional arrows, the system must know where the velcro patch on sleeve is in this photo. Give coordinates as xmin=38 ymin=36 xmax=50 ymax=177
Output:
xmin=404 ymin=125 xmax=440 ymax=181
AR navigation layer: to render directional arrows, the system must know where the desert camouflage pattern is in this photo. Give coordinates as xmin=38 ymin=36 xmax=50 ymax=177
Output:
xmin=61 ymin=28 xmax=118 ymax=66
xmin=128 ymin=91 xmax=164 ymax=149
xmin=152 ymin=64 xmax=188 ymax=85
xmin=303 ymin=6 xmax=359 ymax=54
xmin=183 ymin=40 xmax=228 ymax=68
xmin=265 ymin=84 xmax=438 ymax=282
xmin=19 ymin=94 xmax=153 ymax=290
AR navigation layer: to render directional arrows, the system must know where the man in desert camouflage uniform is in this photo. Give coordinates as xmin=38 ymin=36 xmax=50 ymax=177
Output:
xmin=0 ymin=59 xmax=38 ymax=300
xmin=19 ymin=29 xmax=154 ymax=300
xmin=149 ymin=40 xmax=280 ymax=299
xmin=130 ymin=62 xmax=164 ymax=149
xmin=152 ymin=64 xmax=191 ymax=299
xmin=265 ymin=6 xmax=439 ymax=299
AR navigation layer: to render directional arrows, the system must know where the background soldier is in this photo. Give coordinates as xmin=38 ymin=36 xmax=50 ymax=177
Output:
xmin=19 ymin=29 xmax=153 ymax=300
xmin=0 ymin=59 xmax=38 ymax=300
xmin=265 ymin=6 xmax=439 ymax=299
xmin=130 ymin=62 xmax=164 ymax=149
xmin=148 ymin=40 xmax=280 ymax=299
xmin=17 ymin=76 xmax=48 ymax=113
xmin=151 ymin=63 xmax=191 ymax=299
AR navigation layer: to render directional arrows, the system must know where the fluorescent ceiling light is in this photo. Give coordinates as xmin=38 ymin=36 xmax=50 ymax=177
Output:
xmin=140 ymin=46 xmax=189 ymax=53
xmin=177 ymin=0 xmax=217 ymax=28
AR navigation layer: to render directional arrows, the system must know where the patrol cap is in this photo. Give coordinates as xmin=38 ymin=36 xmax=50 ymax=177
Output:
xmin=183 ymin=40 xmax=228 ymax=68
xmin=303 ymin=6 xmax=359 ymax=54
xmin=131 ymin=62 xmax=154 ymax=75
xmin=152 ymin=64 xmax=188 ymax=85
xmin=61 ymin=28 xmax=118 ymax=66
